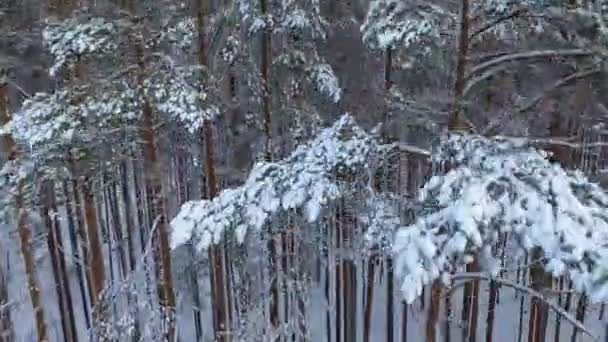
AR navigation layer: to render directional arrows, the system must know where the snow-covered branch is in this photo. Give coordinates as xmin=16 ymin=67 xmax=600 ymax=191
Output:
xmin=170 ymin=114 xmax=392 ymax=251
xmin=467 ymin=49 xmax=595 ymax=79
xmin=392 ymin=133 xmax=608 ymax=304
xmin=43 ymin=17 xmax=119 ymax=76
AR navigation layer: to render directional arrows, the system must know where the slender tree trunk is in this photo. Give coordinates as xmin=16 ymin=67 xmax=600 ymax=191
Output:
xmin=461 ymin=266 xmax=472 ymax=340
xmin=444 ymin=282 xmax=451 ymax=342
xmin=258 ymin=1 xmax=281 ymax=337
xmin=364 ymin=255 xmax=376 ymax=342
xmin=45 ymin=181 xmax=78 ymax=342
xmin=387 ymin=257 xmax=394 ymax=342
xmin=1 ymin=72 xmax=48 ymax=342
xmin=460 ymin=260 xmax=480 ymax=342
xmin=81 ymin=176 xmax=107 ymax=329
xmin=335 ymin=215 xmax=342 ymax=342
xmin=260 ymin=0 xmax=272 ymax=160
xmin=450 ymin=0 xmax=473 ymax=131
xmin=108 ymin=172 xmax=127 ymax=280
xmin=527 ymin=250 xmax=551 ymax=342
xmin=196 ymin=1 xmax=231 ymax=339
xmin=0 ymin=263 xmax=13 ymax=342
xmin=486 ymin=279 xmax=498 ymax=342
xmin=469 ymin=261 xmax=480 ymax=342
xmin=325 ymin=225 xmax=332 ymax=342
xmin=339 ymin=204 xmax=357 ymax=342
xmin=401 ymin=301 xmax=408 ymax=342
xmin=517 ymin=254 xmax=529 ymax=342
xmin=120 ymin=159 xmax=142 ymax=341
xmin=130 ymin=20 xmax=177 ymax=339
xmin=62 ymin=180 xmax=91 ymax=330
xmin=426 ymin=280 xmax=442 ymax=342
xmin=570 ymin=295 xmax=587 ymax=342
xmin=189 ymin=244 xmax=203 ymax=341
xmin=555 ymin=276 xmax=565 ymax=342
xmin=120 ymin=162 xmax=137 ymax=272
xmin=18 ymin=191 xmax=49 ymax=342
xmin=69 ymin=167 xmax=95 ymax=309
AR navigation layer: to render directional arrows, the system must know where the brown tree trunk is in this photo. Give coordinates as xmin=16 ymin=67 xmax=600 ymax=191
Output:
xmin=570 ymin=295 xmax=587 ymax=342
xmin=426 ymin=280 xmax=442 ymax=342
xmin=335 ymin=216 xmax=342 ymax=342
xmin=517 ymin=254 xmax=528 ymax=342
xmin=449 ymin=0 xmax=473 ymax=132
xmin=119 ymin=161 xmax=141 ymax=340
xmin=460 ymin=259 xmax=480 ymax=342
xmin=527 ymin=248 xmax=551 ymax=342
xmin=62 ymin=180 xmax=92 ymax=330
xmin=81 ymin=176 xmax=107 ymax=324
xmin=338 ymin=203 xmax=357 ymax=342
xmin=260 ymin=0 xmax=272 ymax=160
xmin=469 ymin=261 xmax=480 ymax=342
xmin=69 ymin=167 xmax=95 ymax=310
xmin=196 ymin=0 xmax=231 ymax=339
xmin=128 ymin=13 xmax=177 ymax=338
xmin=107 ymin=172 xmax=127 ymax=280
xmin=43 ymin=181 xmax=78 ymax=342
xmin=1 ymin=71 xmax=48 ymax=342
xmin=18 ymin=190 xmax=49 ymax=342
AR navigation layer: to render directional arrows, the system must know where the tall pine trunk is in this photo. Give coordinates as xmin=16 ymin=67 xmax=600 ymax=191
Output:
xmin=196 ymin=0 xmax=231 ymax=340
xmin=122 ymin=3 xmax=178 ymax=337
xmin=1 ymin=70 xmax=48 ymax=342
xmin=62 ymin=180 xmax=91 ymax=330
xmin=570 ymin=295 xmax=587 ymax=342
xmin=81 ymin=175 xmax=107 ymax=330
xmin=120 ymin=160 xmax=141 ymax=340
xmin=43 ymin=181 xmax=78 ymax=342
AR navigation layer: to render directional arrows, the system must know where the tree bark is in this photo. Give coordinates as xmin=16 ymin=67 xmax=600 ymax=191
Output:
xmin=81 ymin=175 xmax=108 ymax=335
xmin=570 ymin=295 xmax=587 ymax=342
xmin=1 ymin=71 xmax=48 ymax=342
xmin=196 ymin=1 xmax=231 ymax=339
xmin=449 ymin=0 xmax=473 ymax=131
xmin=0 ymin=263 xmax=13 ymax=342
xmin=387 ymin=257 xmax=394 ymax=342
xmin=426 ymin=280 xmax=442 ymax=342
xmin=401 ymin=301 xmax=408 ymax=342
xmin=127 ymin=13 xmax=177 ymax=338
xmin=44 ymin=181 xmax=78 ymax=342
xmin=260 ymin=0 xmax=272 ymax=160
xmin=364 ymin=255 xmax=376 ymax=342
xmin=62 ymin=180 xmax=91 ymax=330
xmin=554 ymin=276 xmax=565 ymax=342
xmin=485 ymin=279 xmax=498 ymax=342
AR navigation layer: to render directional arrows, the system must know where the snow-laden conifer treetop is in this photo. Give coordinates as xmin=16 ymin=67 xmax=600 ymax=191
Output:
xmin=361 ymin=0 xmax=549 ymax=50
xmin=170 ymin=114 xmax=392 ymax=251
xmin=393 ymin=133 xmax=608 ymax=303
xmin=43 ymin=16 xmax=120 ymax=76
xmin=239 ymin=0 xmax=327 ymax=39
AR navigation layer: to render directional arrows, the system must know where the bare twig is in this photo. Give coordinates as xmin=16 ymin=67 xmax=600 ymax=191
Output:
xmin=471 ymin=7 xmax=528 ymax=38
xmin=483 ymin=68 xmax=602 ymax=135
xmin=468 ymin=49 xmax=595 ymax=79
